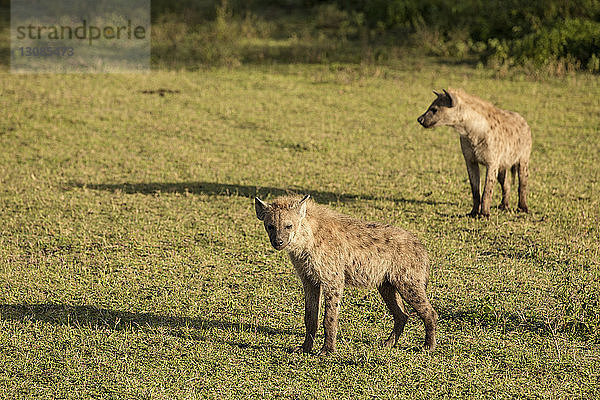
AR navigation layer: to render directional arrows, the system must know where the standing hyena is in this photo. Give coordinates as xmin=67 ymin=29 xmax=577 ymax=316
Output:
xmin=254 ymin=194 xmax=437 ymax=354
xmin=417 ymin=89 xmax=532 ymax=217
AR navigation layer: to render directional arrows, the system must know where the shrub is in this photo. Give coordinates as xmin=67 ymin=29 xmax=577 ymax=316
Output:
xmin=511 ymin=18 xmax=600 ymax=72
xmin=337 ymin=0 xmax=600 ymax=72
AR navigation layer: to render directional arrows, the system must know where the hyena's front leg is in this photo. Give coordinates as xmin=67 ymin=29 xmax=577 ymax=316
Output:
xmin=461 ymin=138 xmax=480 ymax=217
xmin=465 ymin=160 xmax=482 ymax=217
xmin=294 ymin=277 xmax=321 ymax=353
xmin=319 ymin=285 xmax=344 ymax=355
xmin=480 ymin=164 xmax=499 ymax=217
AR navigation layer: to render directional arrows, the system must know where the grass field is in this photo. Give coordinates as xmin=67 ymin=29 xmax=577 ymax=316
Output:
xmin=0 ymin=60 xmax=599 ymax=399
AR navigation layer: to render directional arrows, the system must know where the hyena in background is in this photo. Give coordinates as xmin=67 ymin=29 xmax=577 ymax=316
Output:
xmin=417 ymin=89 xmax=532 ymax=217
xmin=255 ymin=195 xmax=437 ymax=354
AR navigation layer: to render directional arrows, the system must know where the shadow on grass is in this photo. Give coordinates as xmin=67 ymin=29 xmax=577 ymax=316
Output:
xmin=437 ymin=304 xmax=549 ymax=336
xmin=0 ymin=303 xmax=389 ymax=362
xmin=0 ymin=303 xmax=300 ymax=342
xmin=68 ymin=181 xmax=455 ymax=206
xmin=0 ymin=43 xmax=8 ymax=68
xmin=479 ymin=245 xmax=578 ymax=270
xmin=432 ymin=56 xmax=480 ymax=67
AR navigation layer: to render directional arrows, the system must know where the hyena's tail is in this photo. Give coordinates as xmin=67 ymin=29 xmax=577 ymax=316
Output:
xmin=510 ymin=165 xmax=518 ymax=186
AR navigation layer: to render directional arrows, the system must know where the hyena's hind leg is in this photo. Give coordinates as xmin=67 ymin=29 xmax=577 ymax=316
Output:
xmin=497 ymin=169 xmax=511 ymax=210
xmin=396 ymin=282 xmax=437 ymax=350
xmin=517 ymin=160 xmax=529 ymax=213
xmin=377 ymin=280 xmax=409 ymax=348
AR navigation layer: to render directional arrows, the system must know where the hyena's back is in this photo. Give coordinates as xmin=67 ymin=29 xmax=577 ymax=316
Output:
xmin=295 ymin=204 xmax=430 ymax=289
xmin=458 ymin=90 xmax=531 ymax=169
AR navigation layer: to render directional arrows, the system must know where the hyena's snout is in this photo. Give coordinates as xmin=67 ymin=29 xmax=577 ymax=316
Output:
xmin=417 ymin=113 xmax=434 ymax=128
xmin=270 ymin=234 xmax=288 ymax=250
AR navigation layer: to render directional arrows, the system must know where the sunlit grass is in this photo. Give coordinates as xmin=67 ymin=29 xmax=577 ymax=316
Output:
xmin=0 ymin=62 xmax=599 ymax=398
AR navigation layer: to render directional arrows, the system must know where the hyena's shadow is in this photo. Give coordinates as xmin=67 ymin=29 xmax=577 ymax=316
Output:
xmin=436 ymin=303 xmax=549 ymax=336
xmin=0 ymin=303 xmax=297 ymax=350
xmin=1 ymin=303 xmax=383 ymax=356
xmin=67 ymin=181 xmax=455 ymax=206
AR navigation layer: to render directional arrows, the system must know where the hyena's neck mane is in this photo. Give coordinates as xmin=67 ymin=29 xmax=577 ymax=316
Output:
xmin=287 ymin=202 xmax=343 ymax=255
xmin=450 ymin=89 xmax=496 ymax=140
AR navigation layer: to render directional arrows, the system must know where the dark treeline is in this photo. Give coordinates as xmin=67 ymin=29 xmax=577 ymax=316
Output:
xmin=2 ymin=0 xmax=594 ymax=71
xmin=150 ymin=0 xmax=600 ymax=72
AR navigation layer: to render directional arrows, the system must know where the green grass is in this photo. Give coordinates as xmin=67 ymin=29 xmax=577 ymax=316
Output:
xmin=0 ymin=61 xmax=599 ymax=399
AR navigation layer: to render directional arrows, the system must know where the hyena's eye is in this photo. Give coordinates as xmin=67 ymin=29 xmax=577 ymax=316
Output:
xmin=430 ymin=107 xmax=438 ymax=114
xmin=285 ymin=224 xmax=293 ymax=230
xmin=267 ymin=224 xmax=275 ymax=231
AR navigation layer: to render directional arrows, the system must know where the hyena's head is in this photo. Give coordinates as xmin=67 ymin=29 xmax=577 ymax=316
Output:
xmin=255 ymin=194 xmax=310 ymax=251
xmin=417 ymin=89 xmax=459 ymax=128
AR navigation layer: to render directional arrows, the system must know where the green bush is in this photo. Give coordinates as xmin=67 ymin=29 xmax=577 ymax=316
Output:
xmin=336 ymin=0 xmax=600 ymax=72
xmin=514 ymin=18 xmax=600 ymax=71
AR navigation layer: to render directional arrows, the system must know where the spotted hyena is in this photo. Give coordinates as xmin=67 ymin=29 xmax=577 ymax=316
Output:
xmin=418 ymin=89 xmax=532 ymax=217
xmin=255 ymin=195 xmax=437 ymax=354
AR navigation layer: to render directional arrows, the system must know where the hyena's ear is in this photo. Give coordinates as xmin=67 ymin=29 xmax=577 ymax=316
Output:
xmin=443 ymin=89 xmax=457 ymax=107
xmin=433 ymin=90 xmax=441 ymax=97
xmin=255 ymin=197 xmax=269 ymax=221
xmin=297 ymin=194 xmax=310 ymax=219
